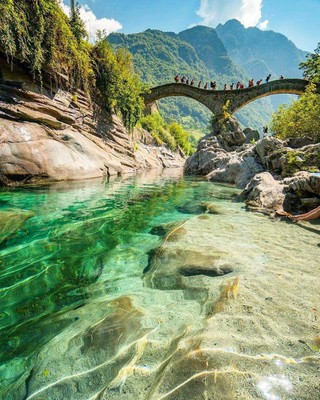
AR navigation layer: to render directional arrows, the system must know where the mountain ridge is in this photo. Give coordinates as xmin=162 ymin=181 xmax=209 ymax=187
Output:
xmin=108 ymin=21 xmax=307 ymax=132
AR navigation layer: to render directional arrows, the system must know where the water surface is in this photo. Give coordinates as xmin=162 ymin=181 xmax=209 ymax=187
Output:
xmin=0 ymin=169 xmax=319 ymax=399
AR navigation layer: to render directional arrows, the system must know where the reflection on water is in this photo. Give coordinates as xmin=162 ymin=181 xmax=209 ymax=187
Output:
xmin=0 ymin=169 xmax=319 ymax=399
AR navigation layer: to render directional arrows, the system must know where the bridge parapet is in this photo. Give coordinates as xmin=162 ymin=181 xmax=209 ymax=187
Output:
xmin=144 ymin=79 xmax=319 ymax=116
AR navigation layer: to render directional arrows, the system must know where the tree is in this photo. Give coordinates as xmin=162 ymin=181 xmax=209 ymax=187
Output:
xmin=300 ymin=42 xmax=320 ymax=83
xmin=70 ymin=0 xmax=75 ymax=18
xmin=271 ymin=83 xmax=320 ymax=142
xmin=70 ymin=2 xmax=87 ymax=43
xmin=91 ymin=38 xmax=147 ymax=130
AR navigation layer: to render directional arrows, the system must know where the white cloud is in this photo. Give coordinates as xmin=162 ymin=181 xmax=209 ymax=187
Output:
xmin=197 ymin=0 xmax=267 ymax=29
xmin=258 ymin=19 xmax=269 ymax=30
xmin=58 ymin=1 xmax=122 ymax=41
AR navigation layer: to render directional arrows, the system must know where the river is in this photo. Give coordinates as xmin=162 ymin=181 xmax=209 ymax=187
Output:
xmin=0 ymin=169 xmax=319 ymax=400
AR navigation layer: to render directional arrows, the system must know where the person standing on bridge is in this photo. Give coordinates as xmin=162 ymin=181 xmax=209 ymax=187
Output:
xmin=257 ymin=79 xmax=263 ymax=85
xmin=190 ymin=79 xmax=194 ymax=86
xmin=174 ymin=75 xmax=179 ymax=83
xmin=198 ymin=81 xmax=202 ymax=88
xmin=279 ymin=75 xmax=284 ymax=80
xmin=223 ymin=83 xmax=227 ymax=90
xmin=204 ymin=82 xmax=208 ymax=89
xmin=230 ymin=83 xmax=234 ymax=90
xmin=181 ymin=76 xmax=186 ymax=83
xmin=266 ymin=74 xmax=271 ymax=83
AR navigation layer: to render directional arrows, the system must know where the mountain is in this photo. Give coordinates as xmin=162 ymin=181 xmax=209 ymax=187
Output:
xmin=216 ymin=19 xmax=308 ymax=79
xmin=216 ymin=20 xmax=308 ymax=110
xmin=108 ymin=23 xmax=306 ymax=133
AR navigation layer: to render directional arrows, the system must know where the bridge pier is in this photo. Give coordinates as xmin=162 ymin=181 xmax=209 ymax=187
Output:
xmin=144 ymin=101 xmax=159 ymax=115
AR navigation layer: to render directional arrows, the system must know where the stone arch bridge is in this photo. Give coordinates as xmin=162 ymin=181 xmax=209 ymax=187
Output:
xmin=144 ymin=79 xmax=320 ymax=116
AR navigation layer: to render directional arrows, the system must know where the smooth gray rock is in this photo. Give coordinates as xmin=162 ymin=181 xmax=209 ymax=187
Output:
xmin=241 ymin=172 xmax=285 ymax=211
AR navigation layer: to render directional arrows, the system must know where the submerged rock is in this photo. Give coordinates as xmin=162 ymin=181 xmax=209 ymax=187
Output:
xmin=0 ymin=209 xmax=34 ymax=243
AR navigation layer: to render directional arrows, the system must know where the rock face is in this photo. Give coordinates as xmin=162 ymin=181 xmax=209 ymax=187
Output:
xmin=241 ymin=171 xmax=320 ymax=214
xmin=185 ymin=117 xmax=264 ymax=188
xmin=0 ymin=57 xmax=184 ymax=185
xmin=240 ymin=172 xmax=285 ymax=211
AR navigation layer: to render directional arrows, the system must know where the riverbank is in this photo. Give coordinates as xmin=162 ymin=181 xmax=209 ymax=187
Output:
xmin=0 ymin=56 xmax=184 ymax=186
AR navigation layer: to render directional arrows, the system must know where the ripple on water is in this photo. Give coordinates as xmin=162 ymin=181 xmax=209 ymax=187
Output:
xmin=0 ymin=173 xmax=319 ymax=400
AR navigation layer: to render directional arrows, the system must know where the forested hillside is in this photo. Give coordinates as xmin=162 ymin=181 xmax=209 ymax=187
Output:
xmin=108 ymin=25 xmax=285 ymax=132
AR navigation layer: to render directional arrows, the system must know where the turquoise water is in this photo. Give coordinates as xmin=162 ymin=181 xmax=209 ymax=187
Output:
xmin=0 ymin=170 xmax=319 ymax=400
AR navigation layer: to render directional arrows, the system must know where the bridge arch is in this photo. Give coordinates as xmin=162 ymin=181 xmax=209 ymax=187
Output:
xmin=144 ymin=79 xmax=319 ymax=117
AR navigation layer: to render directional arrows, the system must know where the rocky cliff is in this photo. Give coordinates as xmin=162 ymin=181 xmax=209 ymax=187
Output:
xmin=0 ymin=56 xmax=184 ymax=186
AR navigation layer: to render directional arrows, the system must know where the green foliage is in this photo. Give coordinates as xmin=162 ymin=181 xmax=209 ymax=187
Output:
xmin=140 ymin=112 xmax=194 ymax=154
xmin=168 ymin=122 xmax=193 ymax=155
xmin=271 ymin=83 xmax=320 ymax=142
xmin=91 ymin=39 xmax=147 ymax=130
xmin=0 ymin=0 xmax=91 ymax=89
xmin=211 ymin=100 xmax=231 ymax=131
xmin=108 ymin=27 xmax=279 ymax=132
xmin=108 ymin=28 xmax=248 ymax=131
xmin=0 ymin=0 xmax=147 ymax=130
xmin=279 ymin=148 xmax=320 ymax=176
xmin=300 ymin=43 xmax=320 ymax=84
xmin=70 ymin=3 xmax=87 ymax=43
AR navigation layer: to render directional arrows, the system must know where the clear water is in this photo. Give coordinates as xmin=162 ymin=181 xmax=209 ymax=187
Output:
xmin=0 ymin=169 xmax=319 ymax=400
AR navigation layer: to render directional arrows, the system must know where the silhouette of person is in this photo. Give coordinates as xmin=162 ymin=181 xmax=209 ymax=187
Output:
xmin=279 ymin=75 xmax=284 ymax=80
xmin=204 ymin=83 xmax=208 ymax=89
xmin=198 ymin=81 xmax=202 ymax=88
xmin=190 ymin=79 xmax=194 ymax=86
xmin=266 ymin=74 xmax=271 ymax=83
xmin=223 ymin=83 xmax=227 ymax=90
xmin=230 ymin=83 xmax=234 ymax=90
xmin=263 ymin=126 xmax=268 ymax=136
xmin=174 ymin=75 xmax=179 ymax=83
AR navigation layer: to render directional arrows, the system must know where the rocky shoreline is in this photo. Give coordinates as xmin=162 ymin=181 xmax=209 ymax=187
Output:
xmin=185 ymin=116 xmax=320 ymax=216
xmin=0 ymin=56 xmax=184 ymax=187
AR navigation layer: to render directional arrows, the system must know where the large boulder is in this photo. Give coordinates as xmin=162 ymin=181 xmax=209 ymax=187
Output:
xmin=255 ymin=136 xmax=285 ymax=170
xmin=213 ymin=116 xmax=246 ymax=151
xmin=185 ymin=133 xmax=264 ymax=188
xmin=243 ymin=127 xmax=260 ymax=143
xmin=241 ymin=171 xmax=320 ymax=214
xmin=240 ymin=172 xmax=285 ymax=211
xmin=184 ymin=134 xmax=228 ymax=176
xmin=206 ymin=147 xmax=264 ymax=188
xmin=285 ymin=137 xmax=315 ymax=148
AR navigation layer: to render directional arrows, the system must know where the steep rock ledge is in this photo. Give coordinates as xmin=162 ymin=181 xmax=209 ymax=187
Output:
xmin=0 ymin=57 xmax=184 ymax=185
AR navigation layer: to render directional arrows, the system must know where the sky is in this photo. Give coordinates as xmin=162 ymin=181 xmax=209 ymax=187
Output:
xmin=61 ymin=0 xmax=320 ymax=52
